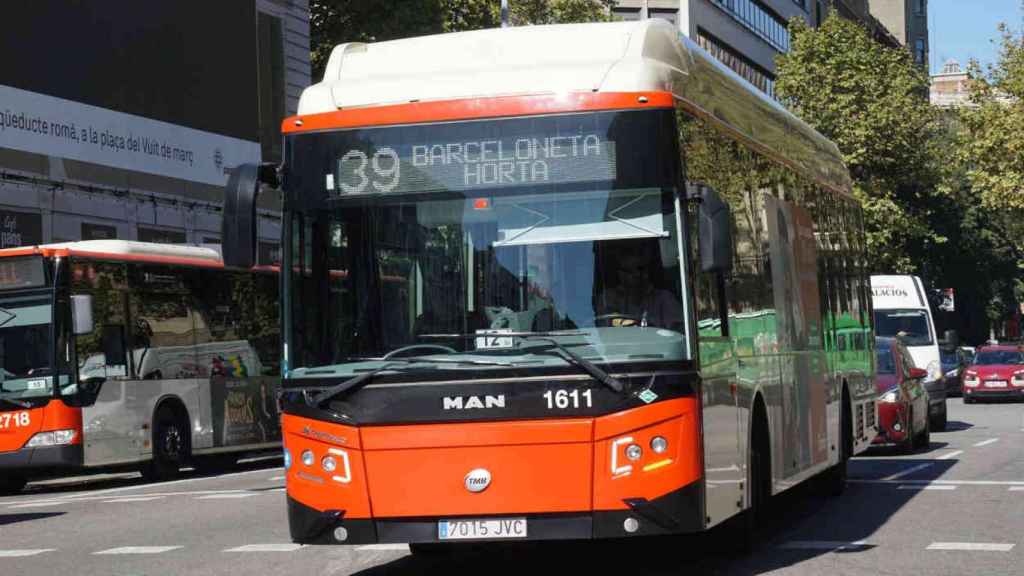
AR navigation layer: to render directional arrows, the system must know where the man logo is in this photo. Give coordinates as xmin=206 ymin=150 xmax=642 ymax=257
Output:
xmin=464 ymin=468 xmax=491 ymax=493
xmin=442 ymin=395 xmax=506 ymax=410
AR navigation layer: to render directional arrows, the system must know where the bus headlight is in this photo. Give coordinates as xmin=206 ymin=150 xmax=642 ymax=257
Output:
xmin=283 ymin=449 xmax=292 ymax=470
xmin=24 ymin=429 xmax=76 ymax=448
xmin=625 ymin=444 xmax=643 ymax=461
xmin=321 ymin=455 xmax=337 ymax=473
xmin=650 ymin=436 xmax=668 ymax=454
xmin=301 ymin=449 xmax=314 ymax=467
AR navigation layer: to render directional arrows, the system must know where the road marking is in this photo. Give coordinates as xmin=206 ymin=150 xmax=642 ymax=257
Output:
xmin=927 ymin=542 xmax=1014 ymax=552
xmin=1008 ymin=487 xmax=1024 ymax=492
xmin=0 ymin=549 xmax=55 ymax=557
xmin=15 ymin=488 xmax=262 ymax=506
xmin=195 ymin=493 xmax=257 ymax=500
xmin=102 ymin=496 xmax=165 ymax=503
xmin=267 ymin=476 xmax=285 ymax=481
xmin=852 ymin=479 xmax=1024 ymax=486
xmin=973 ymin=438 xmax=1000 ymax=447
xmin=26 ymin=466 xmax=285 ymax=500
xmin=7 ymin=501 xmax=66 ymax=509
xmin=881 ymin=463 xmax=933 ymax=481
xmin=897 ymin=484 xmax=956 ymax=491
xmin=224 ymin=544 xmax=305 ymax=552
xmin=93 ymin=546 xmax=183 ymax=555
xmin=936 ymin=450 xmax=963 ymax=460
xmin=356 ymin=544 xmax=410 ymax=552
xmin=778 ymin=541 xmax=872 ymax=551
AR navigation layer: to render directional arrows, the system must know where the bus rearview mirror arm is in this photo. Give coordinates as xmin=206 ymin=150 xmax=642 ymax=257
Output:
xmin=222 ymin=163 xmax=280 ymax=269
xmin=686 ymin=182 xmax=733 ymax=274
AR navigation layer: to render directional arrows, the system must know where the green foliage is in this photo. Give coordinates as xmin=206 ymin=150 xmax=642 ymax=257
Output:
xmin=775 ymin=14 xmax=943 ymax=275
xmin=310 ymin=0 xmax=616 ymax=78
xmin=958 ymin=24 xmax=1024 ymax=212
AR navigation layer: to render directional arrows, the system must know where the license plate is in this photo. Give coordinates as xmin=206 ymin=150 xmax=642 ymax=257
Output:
xmin=438 ymin=518 xmax=527 ymax=540
xmin=987 ymin=381 xmax=1008 ymax=388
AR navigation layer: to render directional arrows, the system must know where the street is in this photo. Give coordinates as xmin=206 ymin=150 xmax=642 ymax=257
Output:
xmin=0 ymin=398 xmax=1022 ymax=575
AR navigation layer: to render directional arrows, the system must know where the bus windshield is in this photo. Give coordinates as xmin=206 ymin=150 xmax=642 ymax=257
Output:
xmin=284 ymin=109 xmax=686 ymax=379
xmin=873 ymin=308 xmax=933 ymax=346
xmin=0 ymin=295 xmax=54 ymax=400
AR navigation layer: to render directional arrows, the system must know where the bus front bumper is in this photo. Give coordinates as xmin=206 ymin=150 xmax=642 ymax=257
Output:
xmin=287 ymin=482 xmax=703 ymax=544
xmin=0 ymin=444 xmax=83 ymax=472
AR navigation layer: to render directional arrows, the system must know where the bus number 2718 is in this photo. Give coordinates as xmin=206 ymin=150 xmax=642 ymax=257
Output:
xmin=542 ymin=389 xmax=592 ymax=410
xmin=0 ymin=411 xmax=30 ymax=429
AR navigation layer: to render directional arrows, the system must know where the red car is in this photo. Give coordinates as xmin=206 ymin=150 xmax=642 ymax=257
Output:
xmin=874 ymin=337 xmax=931 ymax=452
xmin=962 ymin=345 xmax=1024 ymax=403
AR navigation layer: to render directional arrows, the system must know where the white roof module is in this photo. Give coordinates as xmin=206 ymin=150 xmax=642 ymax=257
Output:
xmin=5 ymin=240 xmax=223 ymax=264
xmin=298 ymin=19 xmax=853 ymax=195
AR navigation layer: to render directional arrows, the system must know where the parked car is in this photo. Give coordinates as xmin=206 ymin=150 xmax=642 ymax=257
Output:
xmin=940 ymin=346 xmax=969 ymax=397
xmin=962 ymin=345 xmax=1024 ymax=403
xmin=874 ymin=336 xmax=931 ymax=453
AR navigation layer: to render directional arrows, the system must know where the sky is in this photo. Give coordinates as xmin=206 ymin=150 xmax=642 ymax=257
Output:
xmin=929 ymin=0 xmax=1022 ymax=74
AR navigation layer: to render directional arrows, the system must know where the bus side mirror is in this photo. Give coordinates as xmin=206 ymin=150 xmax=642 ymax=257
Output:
xmin=101 ymin=325 xmax=128 ymax=368
xmin=222 ymin=163 xmax=278 ymax=269
xmin=692 ymin=183 xmax=733 ymax=274
xmin=71 ymin=295 xmax=94 ymax=336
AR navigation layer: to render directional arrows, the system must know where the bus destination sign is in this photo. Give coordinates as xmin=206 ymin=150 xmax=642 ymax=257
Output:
xmin=0 ymin=256 xmax=45 ymax=290
xmin=332 ymin=134 xmax=617 ymax=196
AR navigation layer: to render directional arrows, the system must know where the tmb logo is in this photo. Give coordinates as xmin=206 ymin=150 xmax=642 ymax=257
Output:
xmin=442 ymin=395 xmax=506 ymax=410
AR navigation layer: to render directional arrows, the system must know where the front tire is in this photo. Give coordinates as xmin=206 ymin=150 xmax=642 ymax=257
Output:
xmin=141 ymin=406 xmax=188 ymax=482
xmin=915 ymin=410 xmax=931 ymax=449
xmin=930 ymin=404 xmax=947 ymax=432
xmin=0 ymin=474 xmax=27 ymax=495
xmin=899 ymin=407 xmax=916 ymax=454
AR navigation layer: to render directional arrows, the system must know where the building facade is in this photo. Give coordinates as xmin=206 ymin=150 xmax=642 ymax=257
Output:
xmin=612 ymin=0 xmax=907 ymax=99
xmin=868 ymin=0 xmax=929 ymax=66
xmin=0 ymin=0 xmax=310 ymax=260
xmin=930 ymin=59 xmax=971 ymax=108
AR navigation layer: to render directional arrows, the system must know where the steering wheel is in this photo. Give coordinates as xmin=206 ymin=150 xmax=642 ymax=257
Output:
xmin=382 ymin=344 xmax=457 ymax=360
xmin=594 ymin=313 xmax=642 ymax=327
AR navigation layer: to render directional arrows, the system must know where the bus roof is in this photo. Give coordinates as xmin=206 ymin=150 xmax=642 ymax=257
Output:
xmin=0 ymin=240 xmax=224 ymax=268
xmin=293 ymin=19 xmax=853 ymax=195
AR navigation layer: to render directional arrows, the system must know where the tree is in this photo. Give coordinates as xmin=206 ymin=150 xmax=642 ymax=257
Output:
xmin=310 ymin=0 xmax=616 ymax=79
xmin=774 ymin=14 xmax=943 ymax=274
xmin=958 ymin=24 xmax=1024 ymax=213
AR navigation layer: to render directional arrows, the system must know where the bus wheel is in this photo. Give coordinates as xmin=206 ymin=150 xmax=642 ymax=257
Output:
xmin=142 ymin=406 xmax=187 ymax=482
xmin=0 ymin=474 xmax=27 ymax=495
xmin=822 ymin=393 xmax=851 ymax=497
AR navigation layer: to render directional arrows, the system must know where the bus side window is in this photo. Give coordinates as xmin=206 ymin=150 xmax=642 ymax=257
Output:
xmin=129 ymin=265 xmax=197 ymax=381
xmin=72 ymin=261 xmax=130 ymax=384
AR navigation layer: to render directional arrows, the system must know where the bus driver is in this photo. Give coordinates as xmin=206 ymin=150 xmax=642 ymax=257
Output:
xmin=598 ymin=244 xmax=683 ymax=331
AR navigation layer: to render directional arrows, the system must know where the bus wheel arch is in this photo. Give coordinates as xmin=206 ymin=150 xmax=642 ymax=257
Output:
xmin=142 ymin=397 xmax=191 ymax=482
xmin=748 ymin=393 xmax=771 ymax=522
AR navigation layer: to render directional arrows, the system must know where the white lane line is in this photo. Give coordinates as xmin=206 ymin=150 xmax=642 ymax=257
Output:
xmin=93 ymin=546 xmax=183 ymax=555
xmin=195 ymin=493 xmax=257 ymax=500
xmin=0 ymin=549 xmax=55 ymax=557
xmin=927 ymin=542 xmax=1014 ymax=552
xmin=897 ymin=484 xmax=956 ymax=491
xmin=356 ymin=544 xmax=410 ymax=552
xmin=881 ymin=463 xmax=933 ymax=481
xmin=973 ymin=438 xmax=1000 ymax=447
xmin=37 ymin=466 xmax=285 ymax=500
xmin=17 ymin=488 xmax=261 ymax=506
xmin=778 ymin=541 xmax=872 ymax=551
xmin=224 ymin=544 xmax=305 ymax=552
xmin=1008 ymin=487 xmax=1024 ymax=492
xmin=852 ymin=479 xmax=1024 ymax=486
xmin=267 ymin=476 xmax=285 ymax=481
xmin=102 ymin=496 xmax=165 ymax=503
xmin=936 ymin=450 xmax=964 ymax=460
xmin=7 ymin=501 xmax=66 ymax=509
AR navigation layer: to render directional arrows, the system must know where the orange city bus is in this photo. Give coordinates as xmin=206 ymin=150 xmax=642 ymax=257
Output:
xmin=231 ymin=20 xmax=877 ymax=549
xmin=0 ymin=240 xmax=281 ymax=493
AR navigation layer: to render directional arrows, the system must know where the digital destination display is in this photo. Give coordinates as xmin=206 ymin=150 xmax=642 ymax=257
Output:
xmin=0 ymin=256 xmax=46 ymax=290
xmin=331 ymin=133 xmax=617 ymax=196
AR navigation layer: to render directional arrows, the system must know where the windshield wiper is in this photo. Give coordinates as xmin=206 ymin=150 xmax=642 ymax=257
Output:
xmin=0 ymin=396 xmax=31 ymax=409
xmin=306 ymin=357 xmax=515 ymax=408
xmin=419 ymin=332 xmax=625 ymax=393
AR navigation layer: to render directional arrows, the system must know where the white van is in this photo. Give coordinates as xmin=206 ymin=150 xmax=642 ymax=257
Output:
xmin=871 ymin=275 xmax=947 ymax=429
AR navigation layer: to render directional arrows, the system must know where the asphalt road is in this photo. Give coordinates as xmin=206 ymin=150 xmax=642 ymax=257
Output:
xmin=2 ymin=397 xmax=1023 ymax=575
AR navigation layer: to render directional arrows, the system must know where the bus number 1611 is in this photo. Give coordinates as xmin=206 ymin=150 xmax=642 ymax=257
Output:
xmin=543 ymin=389 xmax=592 ymax=410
